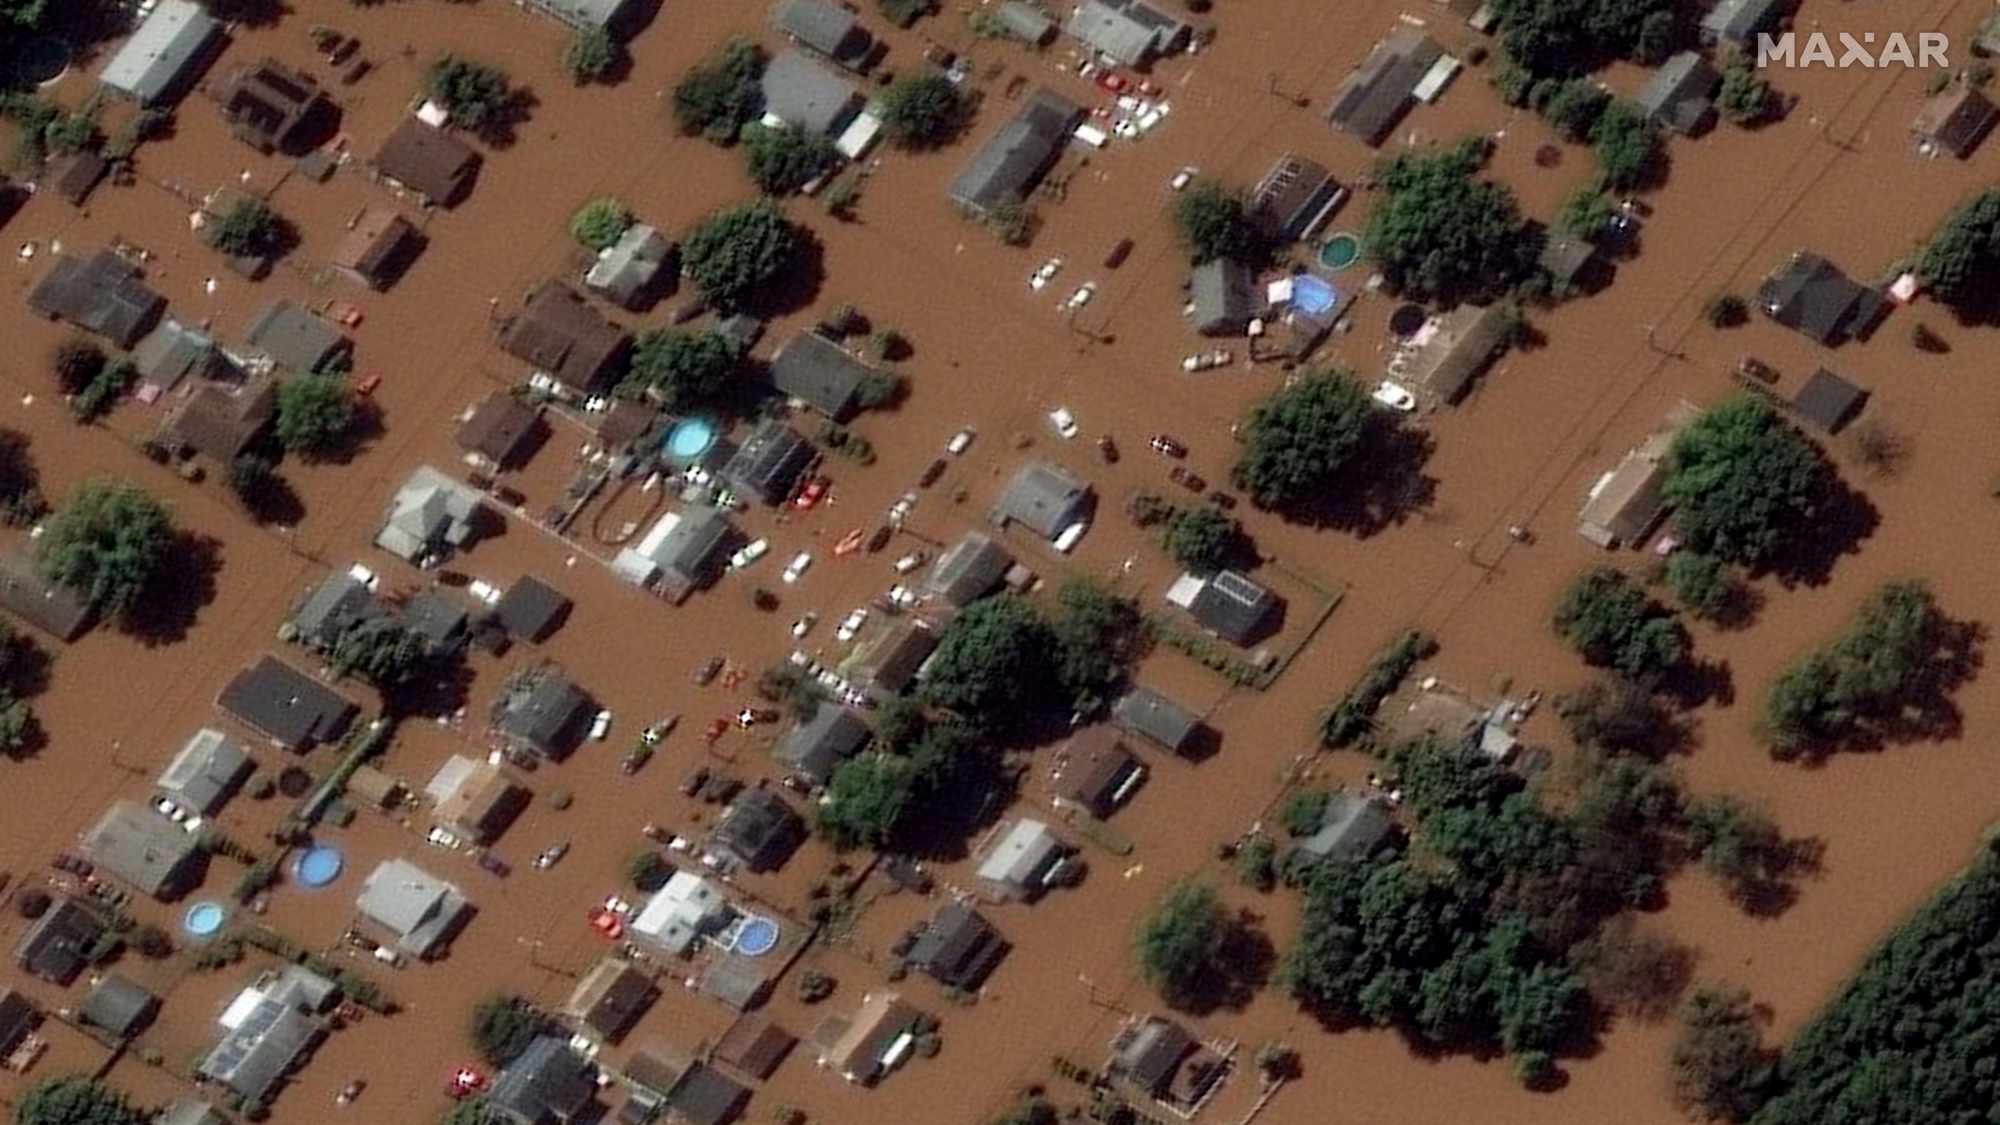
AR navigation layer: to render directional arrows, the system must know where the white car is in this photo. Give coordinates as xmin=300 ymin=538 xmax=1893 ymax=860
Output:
xmin=1111 ymin=118 xmax=1139 ymax=140
xmin=427 ymin=826 xmax=462 ymax=850
xmin=1182 ymin=349 xmax=1231 ymax=372
xmin=791 ymin=611 xmax=819 ymax=638
xmin=1065 ymin=283 xmax=1097 ymax=310
xmin=889 ymin=492 xmax=917 ymax=522
xmin=782 ymin=552 xmax=813 ymax=584
xmin=894 ymin=551 xmax=927 ymax=573
xmin=729 ymin=538 xmax=770 ymax=569
xmin=1053 ymin=521 xmax=1089 ymax=553
xmin=154 ymin=797 xmax=186 ymax=823
xmin=1170 ymin=166 xmax=1196 ymax=190
xmin=946 ymin=427 xmax=976 ymax=456
xmin=1371 ymin=380 xmax=1418 ymax=412
xmin=467 ymin=579 xmax=503 ymax=606
xmin=589 ymin=709 xmax=613 ymax=740
xmin=887 ymin=584 xmax=919 ymax=610
xmin=1029 ymin=257 xmax=1062 ymax=291
xmin=835 ymin=608 xmax=869 ymax=642
xmin=347 ymin=563 xmax=380 ymax=591
xmin=1048 ymin=408 xmax=1079 ymax=439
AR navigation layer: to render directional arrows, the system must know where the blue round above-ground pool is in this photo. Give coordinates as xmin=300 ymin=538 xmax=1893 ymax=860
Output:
xmin=183 ymin=902 xmax=227 ymax=938
xmin=15 ymin=39 xmax=71 ymax=87
xmin=734 ymin=916 xmax=780 ymax=958
xmin=663 ymin=418 xmax=719 ymax=465
xmin=294 ymin=845 xmax=344 ymax=889
xmin=1318 ymin=232 xmax=1362 ymax=272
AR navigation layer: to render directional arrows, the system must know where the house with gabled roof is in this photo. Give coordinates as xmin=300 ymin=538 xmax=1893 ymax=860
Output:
xmin=81 ymin=801 xmax=206 ymax=900
xmin=771 ymin=0 xmax=873 ymax=68
xmin=26 ymin=250 xmax=166 ymax=348
xmin=949 ymin=89 xmax=1082 ymax=217
xmin=498 ymin=281 xmax=631 ymax=396
xmin=373 ymin=119 xmax=481 ymax=207
xmin=375 ymin=466 xmax=486 ymax=564
xmin=1327 ymin=30 xmax=1444 ymax=147
xmin=99 ymin=0 xmax=220 ymax=106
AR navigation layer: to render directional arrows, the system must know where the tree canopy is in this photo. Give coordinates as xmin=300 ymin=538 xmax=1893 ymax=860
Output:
xmin=568 ymin=198 xmax=630 ymax=251
xmin=680 ymin=200 xmax=800 ymax=311
xmin=1365 ymin=140 xmax=1531 ymax=304
xmin=1489 ymin=0 xmax=1676 ymax=75
xmin=621 ymin=330 xmax=745 ymax=409
xmin=1171 ymin=182 xmax=1263 ymax=265
xmin=15 ymin=1078 xmax=140 ymax=1125
xmin=672 ymin=39 xmax=766 ymax=143
xmin=330 ymin=618 xmax=433 ymax=689
xmin=469 ymin=995 xmax=546 ymax=1067
xmin=425 ymin=56 xmax=512 ymax=130
xmin=1914 ymin=187 xmax=2000 ymax=310
xmin=816 ymin=754 xmax=911 ymax=848
xmin=1588 ymin=101 xmax=1660 ymax=191
xmin=1133 ymin=881 xmax=1229 ymax=1006
xmin=563 ymin=26 xmax=622 ymax=85
xmin=1230 ymin=372 xmax=1375 ymax=510
xmin=1716 ymin=55 xmax=1778 ymax=126
xmin=1550 ymin=567 xmax=1687 ymax=683
xmin=1664 ymin=552 xmax=1734 ymax=620
xmin=1164 ymin=507 xmax=1241 ymax=574
xmin=1662 ymin=396 xmax=1835 ymax=568
xmin=1671 ymin=987 xmax=1775 ymax=1122
xmin=878 ymin=72 xmax=970 ymax=149
xmin=742 ymin=124 xmax=840 ymax=195
xmin=922 ymin=596 xmax=1065 ymax=723
xmin=210 ymin=198 xmax=287 ymax=259
xmin=1541 ymin=77 xmax=1610 ymax=140
xmin=274 ymin=372 xmax=359 ymax=457
xmin=39 ymin=479 xmax=172 ymax=621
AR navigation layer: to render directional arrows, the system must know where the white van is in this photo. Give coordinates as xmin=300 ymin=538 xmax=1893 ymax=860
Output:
xmin=1053 ymin=522 xmax=1089 ymax=553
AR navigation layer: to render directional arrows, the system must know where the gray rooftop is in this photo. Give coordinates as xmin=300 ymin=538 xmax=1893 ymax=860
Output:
xmin=1188 ymin=569 xmax=1279 ymax=645
xmin=376 ymin=465 xmax=484 ymax=563
xmin=949 ymin=88 xmax=1081 ymax=216
xmin=1112 ymin=687 xmax=1200 ymax=753
xmin=523 ymin=0 xmax=633 ymax=30
xmin=494 ymin=669 xmax=592 ymax=757
xmin=79 ymin=973 xmax=158 ymax=1039
xmin=1637 ymin=52 xmax=1720 ymax=134
xmin=1327 ymin=30 xmax=1444 ymax=147
xmin=1065 ymin=0 xmax=1187 ymax=67
xmin=196 ymin=969 xmax=334 ymax=1102
xmin=1295 ymin=792 xmax=1393 ymax=863
xmin=720 ymin=419 xmax=816 ymax=506
xmin=761 ymin=50 xmax=862 ymax=136
xmin=217 ymin=655 xmax=357 ymax=751
xmin=774 ymin=709 xmax=872 ymax=786
xmin=244 ymin=299 xmax=349 ymax=374
xmin=491 ymin=1036 xmax=599 ymax=1125
xmin=977 ymin=817 xmax=1062 ymax=890
xmin=99 ymin=0 xmax=220 ymax=105
xmin=992 ymin=461 xmax=1090 ymax=540
xmin=1701 ymin=0 xmax=1788 ymax=44
xmin=132 ymin=318 xmax=227 ymax=390
xmin=925 ymin=532 xmax=1014 ymax=606
xmin=292 ymin=571 xmax=378 ymax=649
xmin=769 ymin=330 xmax=873 ymax=420
xmin=356 ymin=857 xmax=470 ymax=957
xmin=584 ymin=223 xmax=671 ymax=308
xmin=771 ymin=0 xmax=871 ymax=64
xmin=1189 ymin=258 xmax=1261 ymax=335
xmin=25 ymin=250 xmax=166 ymax=349
xmin=83 ymin=801 xmax=204 ymax=900
xmin=155 ymin=728 xmax=253 ymax=816
xmin=996 ymin=0 xmax=1058 ymax=43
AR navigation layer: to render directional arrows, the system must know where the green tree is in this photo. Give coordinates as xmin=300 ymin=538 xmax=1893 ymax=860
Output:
xmin=672 ymin=39 xmax=766 ymax=143
xmin=1915 ymin=187 xmax=2000 ymax=308
xmin=15 ymin=1077 xmax=140 ymax=1125
xmin=742 ymin=124 xmax=839 ymax=195
xmin=922 ymin=596 xmax=1063 ymax=723
xmin=1490 ymin=0 xmax=1676 ymax=75
xmin=816 ymin=754 xmax=911 ymax=848
xmin=625 ymin=848 xmax=670 ymax=890
xmin=854 ymin=370 xmax=903 ymax=409
xmin=1554 ymin=677 xmax=1679 ymax=757
xmin=1551 ymin=567 xmax=1687 ymax=682
xmin=1171 ymin=182 xmax=1262 ymax=265
xmin=563 ymin=26 xmax=622 ymax=85
xmin=1558 ymin=186 xmax=1614 ymax=239
xmin=1543 ymin=78 xmax=1609 ymax=139
xmin=0 ymin=692 xmax=37 ymax=756
xmin=38 ymin=479 xmax=171 ymax=620
xmin=621 ymin=330 xmax=744 ymax=409
xmin=568 ymin=198 xmax=630 ymax=251
xmin=1716 ymin=55 xmax=1777 ymax=126
xmin=50 ymin=337 xmax=104 ymax=394
xmin=878 ymin=0 xmax=937 ymax=27
xmin=0 ymin=0 xmax=48 ymax=29
xmin=70 ymin=360 xmax=134 ymax=424
xmin=274 ymin=372 xmax=358 ymax=456
xmin=878 ymin=72 xmax=970 ymax=149
xmin=1133 ymin=881 xmax=1228 ymax=1006
xmin=1758 ymin=580 xmax=1965 ymax=758
xmin=1669 ymin=987 xmax=1773 ymax=1121
xmin=330 ymin=618 xmax=431 ymax=687
xmin=1662 ymin=396 xmax=1834 ymax=568
xmin=1589 ymin=101 xmax=1658 ymax=190
xmin=210 ymin=198 xmax=286 ymax=259
xmin=1047 ymin=579 xmax=1148 ymax=702
xmin=1230 ymin=373 xmax=1374 ymax=510
xmin=1365 ymin=140 xmax=1530 ymax=303
xmin=1164 ymin=507 xmax=1240 ymax=574
xmin=680 ymin=200 xmax=800 ymax=311
xmin=469 ymin=995 xmax=545 ymax=1067
xmin=1664 ymin=552 xmax=1734 ymax=619
xmin=1683 ymin=795 xmax=1813 ymax=909
xmin=425 ymin=56 xmax=511 ymax=130
xmin=1704 ymin=293 xmax=1748 ymax=327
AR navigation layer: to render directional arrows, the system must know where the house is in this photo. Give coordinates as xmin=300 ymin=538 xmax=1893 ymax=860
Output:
xmin=612 ymin=507 xmax=735 ymax=603
xmin=155 ymin=728 xmax=252 ymax=816
xmin=495 ymin=576 xmax=571 ymax=643
xmin=195 ymin=967 xmax=335 ymax=1106
xmin=926 ymin=532 xmax=1014 ymax=606
xmin=290 ymin=571 xmax=378 ymax=651
xmin=331 ymin=207 xmax=422 ymax=291
xmin=1636 ymin=52 xmax=1720 ymax=135
xmin=720 ymin=419 xmax=816 ymax=506
xmin=1112 ymin=687 xmax=1200 ymax=754
xmin=98 ymin=0 xmax=220 ymax=105
xmin=1065 ymin=0 xmax=1189 ymax=68
xmin=45 ymin=151 xmax=108 ymax=207
xmin=700 ymin=951 xmax=779 ymax=1012
xmin=1577 ymin=401 xmax=1697 ymax=547
xmin=949 ymin=88 xmax=1083 ymax=217
xmin=1913 ymin=82 xmax=1998 ymax=158
xmin=345 ymin=764 xmax=407 ymax=812
xmin=710 ymin=787 xmax=805 ymax=872
xmin=1165 ymin=569 xmax=1281 ymax=645
xmin=774 ymin=709 xmax=872 ymax=789
xmin=132 ymin=318 xmax=230 ymax=391
xmin=992 ymin=461 xmax=1091 ymax=541
xmin=428 ymin=756 xmax=530 ymax=845
xmin=0 ymin=548 xmax=93 ymax=642
xmin=1053 ymin=726 xmax=1145 ymax=818
xmin=217 ymin=656 xmax=358 ymax=752
xmin=843 ymin=619 xmax=938 ymax=696
xmin=1188 ymin=258 xmax=1262 ymax=336
xmin=498 ymin=281 xmax=631 ymax=396
xmin=214 ymin=59 xmax=325 ymax=153
xmin=355 ymin=858 xmax=471 ymax=958
xmin=1535 ymin=222 xmax=1602 ymax=294
xmin=520 ymin=0 xmax=634 ymax=32
xmin=491 ymin=667 xmax=593 ymax=761
xmin=667 ymin=1064 xmax=750 ymax=1125
xmin=1396 ymin=303 xmax=1512 ymax=404
xmin=630 ymin=870 xmax=732 ymax=955
xmin=373 ymin=119 xmax=481 ymax=207
xmin=1248 ymin=154 xmax=1345 ymax=243
xmin=562 ymin=959 xmax=658 ymax=1044
xmin=0 ymin=990 xmax=40 ymax=1058
xmin=770 ymin=0 xmax=872 ymax=68
xmin=909 ymin=902 xmax=1008 ymax=991
xmin=79 ymin=974 xmax=158 ymax=1040
xmin=81 ymin=801 xmax=205 ymax=900
xmin=1293 ymin=792 xmax=1393 ymax=864
xmin=1700 ymin=0 xmax=1790 ymax=48
xmin=1756 ymin=251 xmax=1888 ymax=346
xmin=591 ymin=399 xmax=657 ymax=451
xmin=489 ymin=1036 xmax=599 ymax=1125
xmin=243 ymin=299 xmax=350 ymax=374
xmin=1790 ymin=368 xmax=1868 ymax=434
xmin=818 ymin=991 xmax=920 ymax=1084
xmin=26 ymin=250 xmax=166 ymax=348
xmin=1327 ymin=31 xmax=1445 ymax=147
xmin=14 ymin=898 xmax=104 ymax=985
xmin=375 ymin=465 xmax=485 ymax=564
xmin=712 ymin=1014 xmax=797 ymax=1080
xmin=456 ymin=394 xmax=544 ymax=474
xmin=1391 ymin=689 xmax=1518 ymax=760
xmin=760 ymin=51 xmax=863 ymax=136
xmin=583 ymin=223 xmax=671 ymax=309
xmin=995 ymin=1 xmax=1058 ymax=45
xmin=1107 ymin=1016 xmax=1225 ymax=1110
xmin=400 ymin=588 xmax=470 ymax=651
xmin=623 ymin=1048 xmax=692 ymax=1103
xmin=769 ymin=331 xmax=875 ymax=420
xmin=156 ymin=1103 xmax=229 ymax=1125
xmin=156 ymin=377 xmax=277 ymax=466
xmin=976 ymin=817 xmax=1065 ymax=902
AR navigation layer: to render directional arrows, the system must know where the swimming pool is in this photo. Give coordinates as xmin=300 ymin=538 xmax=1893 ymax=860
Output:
xmin=732 ymin=916 xmax=780 ymax=958
xmin=1292 ymin=275 xmax=1340 ymax=319
xmin=1318 ymin=232 xmax=1362 ymax=272
xmin=295 ymin=845 xmax=344 ymax=888
xmin=664 ymin=418 xmax=718 ymax=464
xmin=183 ymin=902 xmax=227 ymax=938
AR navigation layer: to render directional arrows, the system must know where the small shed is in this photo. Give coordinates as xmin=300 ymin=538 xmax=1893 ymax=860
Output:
xmin=495 ymin=576 xmax=572 ymax=642
xmin=1790 ymin=368 xmax=1868 ymax=434
xmin=79 ymin=974 xmax=159 ymax=1039
xmin=1913 ymin=83 xmax=1999 ymax=159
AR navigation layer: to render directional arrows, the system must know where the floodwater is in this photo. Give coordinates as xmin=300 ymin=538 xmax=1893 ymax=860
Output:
xmin=4 ymin=0 xmax=2000 ymax=1122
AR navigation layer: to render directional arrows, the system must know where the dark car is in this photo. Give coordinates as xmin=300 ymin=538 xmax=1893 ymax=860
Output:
xmin=1150 ymin=434 xmax=1187 ymax=458
xmin=476 ymin=853 xmax=510 ymax=878
xmin=1098 ymin=434 xmax=1119 ymax=463
xmin=681 ymin=767 xmax=711 ymax=797
xmin=1169 ymin=466 xmax=1206 ymax=492
xmin=1206 ymin=490 xmax=1237 ymax=510
xmin=692 ymin=654 xmax=725 ymax=686
xmin=1103 ymin=237 xmax=1134 ymax=269
xmin=918 ymin=458 xmax=948 ymax=488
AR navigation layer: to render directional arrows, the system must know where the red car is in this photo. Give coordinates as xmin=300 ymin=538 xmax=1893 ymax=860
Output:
xmin=794 ymin=477 xmax=830 ymax=509
xmin=448 ymin=1066 xmax=485 ymax=1099
xmin=1096 ymin=71 xmax=1127 ymax=93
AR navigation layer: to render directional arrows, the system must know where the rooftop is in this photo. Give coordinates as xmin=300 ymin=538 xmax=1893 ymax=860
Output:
xmin=769 ymin=331 xmax=875 ymax=420
xmin=79 ymin=974 xmax=158 ymax=1039
xmin=155 ymin=728 xmax=253 ymax=816
xmin=244 ymin=299 xmax=349 ymax=374
xmin=355 ymin=857 xmax=470 ymax=957
xmin=99 ymin=0 xmax=220 ymax=105
xmin=949 ymin=88 xmax=1083 ymax=216
xmin=719 ymin=419 xmax=816 ymax=505
xmin=331 ymin=207 xmax=422 ymax=291
xmin=925 ymin=531 xmax=1014 ymax=606
xmin=1327 ymin=30 xmax=1444 ymax=146
xmin=498 ymin=280 xmax=631 ymax=396
xmin=456 ymin=393 xmax=544 ymax=472
xmin=992 ymin=461 xmax=1091 ymax=540
xmin=774 ymin=708 xmax=873 ymax=786
xmin=82 ymin=800 xmax=205 ymax=900
xmin=26 ymin=249 xmax=166 ymax=349
xmin=216 ymin=655 xmax=358 ymax=751
xmin=0 ymin=547 xmax=94 ymax=642
xmin=495 ymin=575 xmax=572 ymax=643
xmin=711 ymin=787 xmax=805 ymax=873
xmin=373 ymin=118 xmax=481 ymax=206
xmin=771 ymin=0 xmax=872 ymax=65
xmin=760 ymin=50 xmax=863 ymax=136
xmin=375 ymin=465 xmax=485 ymax=563
xmin=1112 ymin=687 xmax=1200 ymax=753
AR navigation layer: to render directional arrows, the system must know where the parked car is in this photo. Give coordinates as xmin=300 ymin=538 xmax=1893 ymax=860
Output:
xmin=1182 ymin=349 xmax=1231 ymax=372
xmin=427 ymin=826 xmax=462 ymax=850
xmin=1029 ymin=257 xmax=1062 ymax=291
xmin=889 ymin=492 xmax=917 ymax=522
xmin=1150 ymin=434 xmax=1187 ymax=458
xmin=1053 ymin=522 xmax=1089 ymax=553
xmin=1098 ymin=434 xmax=1119 ymax=463
xmin=1168 ymin=466 xmax=1206 ymax=492
xmin=728 ymin=538 xmax=770 ymax=569
xmin=918 ymin=458 xmax=948 ymax=488
xmin=692 ymin=654 xmax=725 ymax=686
xmin=793 ymin=477 xmax=830 ymax=509
xmin=477 ymin=853 xmax=510 ymax=878
xmin=1206 ymin=490 xmax=1238 ymax=510
xmin=589 ymin=709 xmax=613 ymax=740
xmin=791 ymin=611 xmax=819 ymax=638
xmin=946 ymin=427 xmax=976 ymax=455
xmin=1371 ymin=381 xmax=1418 ymax=412
xmin=534 ymin=841 xmax=569 ymax=870
xmin=621 ymin=744 xmax=654 ymax=776
xmin=782 ymin=552 xmax=813 ymax=584
xmin=836 ymin=608 xmax=869 ymax=642
xmin=1170 ymin=166 xmax=1196 ymax=191
xmin=1048 ymin=408 xmax=1079 ymax=439
xmin=1103 ymin=238 xmax=1134 ymax=269
xmin=1064 ymin=282 xmax=1097 ymax=310
xmin=894 ymin=551 xmax=927 ymax=573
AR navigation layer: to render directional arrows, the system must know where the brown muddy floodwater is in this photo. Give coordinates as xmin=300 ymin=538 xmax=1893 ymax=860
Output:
xmin=3 ymin=0 xmax=2000 ymax=1123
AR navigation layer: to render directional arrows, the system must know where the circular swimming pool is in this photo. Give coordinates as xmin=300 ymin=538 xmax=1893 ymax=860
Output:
xmin=664 ymin=418 xmax=718 ymax=464
xmin=295 ymin=845 xmax=344 ymax=888
xmin=1318 ymin=233 xmax=1362 ymax=272
xmin=734 ymin=916 xmax=780 ymax=958
xmin=183 ymin=902 xmax=227 ymax=938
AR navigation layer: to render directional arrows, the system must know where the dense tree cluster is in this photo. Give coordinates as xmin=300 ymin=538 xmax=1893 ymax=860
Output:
xmin=818 ymin=705 xmax=986 ymax=848
xmin=1671 ymin=987 xmax=1775 ymax=1122
xmin=1587 ymin=102 xmax=1661 ymax=191
xmin=15 ymin=1077 xmax=140 ymax=1125
xmin=742 ymin=124 xmax=840 ymax=195
xmin=275 ymin=372 xmax=359 ymax=456
xmin=425 ymin=57 xmax=513 ymax=131
xmin=673 ymin=40 xmax=766 ymax=143
xmin=1230 ymin=373 xmax=1375 ymax=511
xmin=1489 ymin=0 xmax=1675 ymax=75
xmin=1914 ymin=187 xmax=2000 ymax=311
xmin=1662 ymin=396 xmax=1836 ymax=569
xmin=210 ymin=198 xmax=289 ymax=260
xmin=1551 ymin=567 xmax=1688 ymax=683
xmin=469 ymin=995 xmax=547 ymax=1067
xmin=1716 ymin=55 xmax=1779 ymax=126
xmin=329 ymin=618 xmax=435 ymax=690
xmin=922 ymin=582 xmax=1146 ymax=727
xmin=877 ymin=73 xmax=971 ymax=149
xmin=568 ymin=199 xmax=630 ymax=251
xmin=1171 ymin=182 xmax=1264 ymax=266
xmin=563 ymin=27 xmax=623 ymax=85
xmin=1682 ymin=795 xmax=1818 ymax=912
xmin=1321 ymin=631 xmax=1438 ymax=749
xmin=680 ymin=201 xmax=801 ymax=311
xmin=1663 ymin=552 xmax=1736 ymax=621
xmin=1365 ymin=140 xmax=1531 ymax=304
xmin=1163 ymin=507 xmax=1242 ymax=574
xmin=621 ymin=330 xmax=746 ymax=409
xmin=39 ymin=479 xmax=172 ymax=623
xmin=1133 ymin=881 xmax=1230 ymax=1006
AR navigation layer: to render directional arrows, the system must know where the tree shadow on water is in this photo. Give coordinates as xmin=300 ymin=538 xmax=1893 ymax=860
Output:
xmin=1266 ymin=421 xmax=1438 ymax=538
xmin=121 ymin=533 xmax=222 ymax=647
xmin=1764 ymin=479 xmax=1878 ymax=588
xmin=1171 ymin=911 xmax=1276 ymax=1018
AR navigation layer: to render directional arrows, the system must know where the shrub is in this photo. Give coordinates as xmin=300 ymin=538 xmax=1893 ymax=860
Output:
xmin=1704 ymin=294 xmax=1748 ymax=328
xmin=568 ymin=198 xmax=630 ymax=252
xmin=469 ymin=995 xmax=546 ymax=1067
xmin=563 ymin=26 xmax=622 ymax=85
